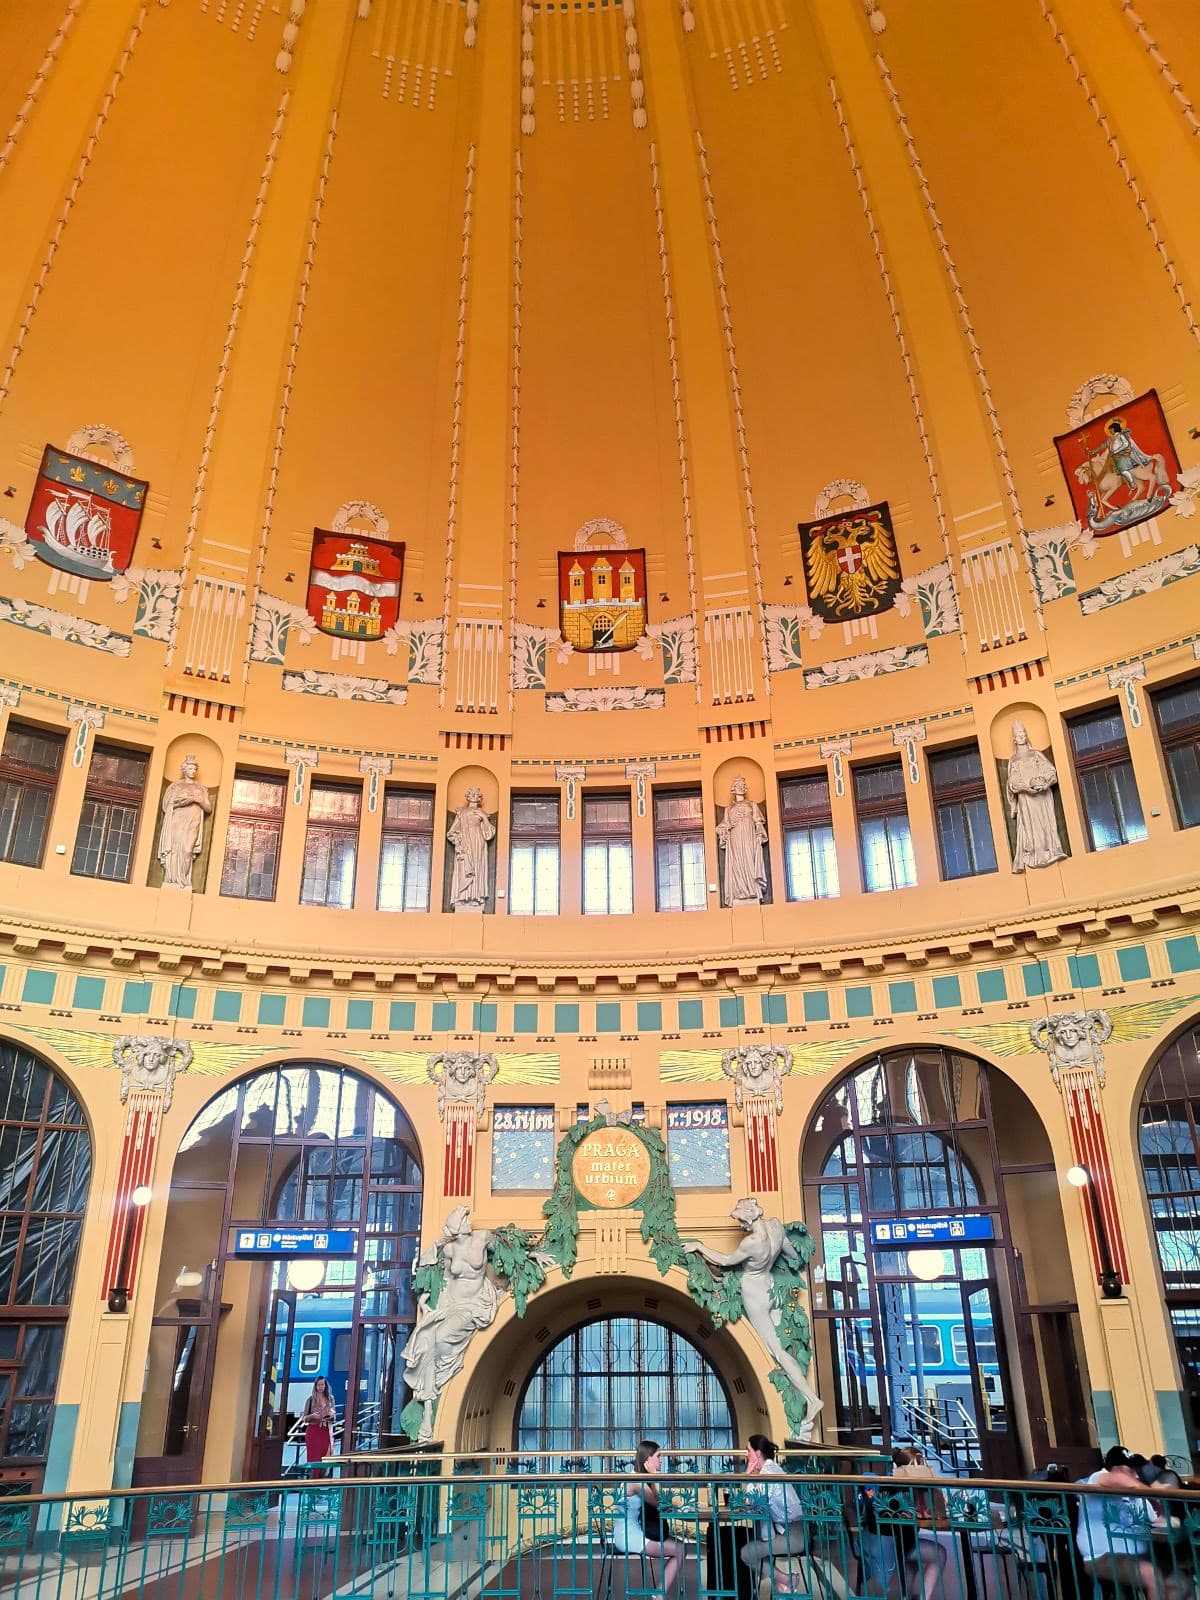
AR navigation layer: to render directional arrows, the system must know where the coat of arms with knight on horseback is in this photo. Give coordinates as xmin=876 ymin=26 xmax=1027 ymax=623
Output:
xmin=1053 ymin=389 xmax=1181 ymax=538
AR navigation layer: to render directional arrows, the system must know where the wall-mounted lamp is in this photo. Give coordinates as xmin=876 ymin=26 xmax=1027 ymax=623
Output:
xmin=3 ymin=487 xmax=15 ymax=499
xmin=107 ymin=1185 xmax=154 ymax=1313
xmin=1044 ymin=494 xmax=1056 ymax=507
xmin=783 ymin=575 xmax=793 ymax=587
xmin=536 ymin=597 xmax=546 ymax=609
xmin=284 ymin=572 xmax=295 ymax=584
xmin=659 ymin=592 xmax=669 ymax=604
xmin=413 ymin=592 xmax=423 ymax=603
xmin=1066 ymin=1164 xmax=1123 ymax=1299
xmin=1189 ymin=427 xmax=1200 ymax=441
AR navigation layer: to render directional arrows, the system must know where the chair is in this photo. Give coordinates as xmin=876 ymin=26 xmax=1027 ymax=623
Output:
xmin=589 ymin=1484 xmax=658 ymax=1600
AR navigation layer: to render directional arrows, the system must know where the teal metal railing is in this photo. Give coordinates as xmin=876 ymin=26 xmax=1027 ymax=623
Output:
xmin=0 ymin=1461 xmax=1197 ymax=1600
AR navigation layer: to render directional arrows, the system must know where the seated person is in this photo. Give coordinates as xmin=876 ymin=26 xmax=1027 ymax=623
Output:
xmin=889 ymin=1447 xmax=949 ymax=1600
xmin=614 ymin=1439 xmax=682 ymax=1593
xmin=1075 ymin=1453 xmax=1159 ymax=1598
xmin=740 ymin=1435 xmax=806 ymax=1574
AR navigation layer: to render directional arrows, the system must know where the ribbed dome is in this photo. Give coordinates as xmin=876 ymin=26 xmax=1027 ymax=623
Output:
xmin=0 ymin=0 xmax=1197 ymax=964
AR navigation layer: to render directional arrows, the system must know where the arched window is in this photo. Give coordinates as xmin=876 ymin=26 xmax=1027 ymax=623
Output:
xmin=1138 ymin=1019 xmax=1200 ymax=1459
xmin=136 ymin=1062 xmax=421 ymax=1485
xmin=515 ymin=1316 xmax=734 ymax=1465
xmin=804 ymin=1047 xmax=1093 ymax=1476
xmin=0 ymin=1041 xmax=91 ymax=1489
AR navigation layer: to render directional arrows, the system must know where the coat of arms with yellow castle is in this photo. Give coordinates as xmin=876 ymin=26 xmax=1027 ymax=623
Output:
xmin=308 ymin=530 xmax=404 ymax=642
xmin=558 ymin=547 xmax=647 ymax=652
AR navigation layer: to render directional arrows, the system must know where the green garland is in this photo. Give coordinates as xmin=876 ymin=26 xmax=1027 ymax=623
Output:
xmin=403 ymin=1118 xmax=819 ymax=1439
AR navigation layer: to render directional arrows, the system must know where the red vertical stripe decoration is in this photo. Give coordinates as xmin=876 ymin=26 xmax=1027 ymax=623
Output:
xmin=1062 ymin=1069 xmax=1129 ymax=1283
xmin=744 ymin=1095 xmax=780 ymax=1193
xmin=443 ymin=1102 xmax=476 ymax=1198
xmin=99 ymin=1090 xmax=163 ymax=1300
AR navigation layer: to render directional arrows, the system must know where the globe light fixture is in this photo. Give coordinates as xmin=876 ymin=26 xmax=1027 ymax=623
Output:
xmin=1066 ymin=1165 xmax=1090 ymax=1188
xmin=131 ymin=1184 xmax=153 ymax=1206
xmin=907 ymin=1248 xmax=946 ymax=1282
xmin=287 ymin=1258 xmax=325 ymax=1292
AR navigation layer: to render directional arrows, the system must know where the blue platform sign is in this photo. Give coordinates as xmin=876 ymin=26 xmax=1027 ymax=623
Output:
xmin=232 ymin=1227 xmax=357 ymax=1257
xmin=869 ymin=1214 xmax=995 ymax=1248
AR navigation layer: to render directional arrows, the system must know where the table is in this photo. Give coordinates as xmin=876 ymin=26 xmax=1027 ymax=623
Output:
xmin=705 ymin=1508 xmax=754 ymax=1600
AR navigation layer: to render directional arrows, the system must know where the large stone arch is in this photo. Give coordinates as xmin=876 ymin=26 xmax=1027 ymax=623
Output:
xmin=449 ymin=1272 xmax=776 ymax=1453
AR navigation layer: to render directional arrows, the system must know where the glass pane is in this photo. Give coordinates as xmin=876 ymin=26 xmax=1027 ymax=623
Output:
xmin=1 ymin=724 xmax=65 ymax=773
xmin=1166 ymin=744 xmax=1200 ymax=828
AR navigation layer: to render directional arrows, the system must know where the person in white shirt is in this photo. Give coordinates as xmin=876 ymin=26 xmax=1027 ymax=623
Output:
xmin=740 ymin=1434 xmax=806 ymax=1574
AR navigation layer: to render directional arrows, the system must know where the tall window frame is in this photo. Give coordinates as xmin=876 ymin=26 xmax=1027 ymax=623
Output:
xmin=70 ymin=741 xmax=149 ymax=883
xmin=514 ymin=1315 xmax=735 ymax=1467
xmin=0 ymin=1041 xmax=91 ymax=1491
xmin=378 ymin=787 xmax=435 ymax=912
xmin=581 ymin=792 xmax=633 ymax=915
xmin=1151 ymin=677 xmax=1200 ymax=830
xmin=1067 ymin=703 xmax=1147 ymax=851
xmin=780 ymin=772 xmax=839 ymax=902
xmin=1138 ymin=1021 xmax=1200 ymax=1463
xmin=653 ymin=788 xmax=706 ymax=912
xmin=0 ymin=721 xmax=66 ymax=868
xmin=220 ymin=770 xmax=286 ymax=901
xmin=299 ymin=781 xmax=361 ymax=908
xmin=853 ymin=760 xmax=916 ymax=893
xmin=508 ymin=794 xmax=560 ymax=916
xmin=928 ymin=743 xmax=998 ymax=881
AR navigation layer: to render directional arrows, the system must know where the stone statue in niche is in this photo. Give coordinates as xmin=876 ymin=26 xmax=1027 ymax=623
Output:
xmin=400 ymin=1206 xmax=499 ymax=1444
xmin=721 ymin=1043 xmax=792 ymax=1114
xmin=427 ymin=1050 xmax=499 ymax=1122
xmin=1030 ymin=1009 xmax=1113 ymax=1088
xmin=113 ymin=1035 xmax=194 ymax=1111
xmin=447 ymin=788 xmax=495 ymax=911
xmin=1005 ymin=721 xmax=1068 ymax=872
xmin=716 ymin=775 xmax=768 ymax=905
xmin=683 ymin=1197 xmax=823 ymax=1440
xmin=157 ymin=756 xmax=213 ymax=890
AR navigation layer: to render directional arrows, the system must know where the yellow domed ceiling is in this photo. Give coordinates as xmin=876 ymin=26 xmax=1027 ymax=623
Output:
xmin=0 ymin=0 xmax=1198 ymax=919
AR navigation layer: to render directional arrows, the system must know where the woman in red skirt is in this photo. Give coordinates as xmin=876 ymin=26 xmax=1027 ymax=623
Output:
xmin=301 ymin=1377 xmax=336 ymax=1472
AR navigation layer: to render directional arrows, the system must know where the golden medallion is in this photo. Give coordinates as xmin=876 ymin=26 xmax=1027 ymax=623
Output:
xmin=571 ymin=1128 xmax=652 ymax=1209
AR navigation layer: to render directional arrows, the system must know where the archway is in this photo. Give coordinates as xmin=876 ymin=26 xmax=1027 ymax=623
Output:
xmin=455 ymin=1277 xmax=770 ymax=1459
xmin=133 ymin=1061 xmax=422 ymax=1487
xmin=802 ymin=1046 xmax=1095 ymax=1476
xmin=1137 ymin=1014 xmax=1200 ymax=1466
xmin=0 ymin=1038 xmax=91 ymax=1492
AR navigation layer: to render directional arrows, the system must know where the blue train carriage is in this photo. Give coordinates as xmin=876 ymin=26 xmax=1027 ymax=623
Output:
xmin=842 ymin=1283 xmax=1004 ymax=1426
xmin=284 ymin=1293 xmax=355 ymax=1417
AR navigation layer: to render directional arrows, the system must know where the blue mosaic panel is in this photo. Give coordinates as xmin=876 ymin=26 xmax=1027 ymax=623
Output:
xmin=667 ymin=1102 xmax=731 ymax=1189
xmin=492 ymin=1105 xmax=556 ymax=1191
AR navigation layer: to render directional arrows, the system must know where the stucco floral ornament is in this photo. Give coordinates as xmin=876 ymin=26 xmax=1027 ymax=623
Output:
xmin=1169 ymin=465 xmax=1200 ymax=519
xmin=113 ymin=1035 xmax=194 ymax=1111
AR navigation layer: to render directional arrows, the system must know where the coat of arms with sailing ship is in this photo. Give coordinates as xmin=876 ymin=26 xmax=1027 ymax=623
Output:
xmin=25 ymin=445 xmax=148 ymax=580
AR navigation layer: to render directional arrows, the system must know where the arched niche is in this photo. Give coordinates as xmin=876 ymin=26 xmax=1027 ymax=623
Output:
xmin=443 ymin=765 xmax=499 ymax=914
xmin=147 ymin=733 xmax=222 ymax=892
xmin=988 ymin=702 xmax=1070 ymax=871
xmin=713 ymin=756 xmax=771 ymax=908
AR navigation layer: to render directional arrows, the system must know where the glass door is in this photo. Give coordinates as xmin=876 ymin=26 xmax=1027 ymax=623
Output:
xmin=961 ymin=1282 xmax=1018 ymax=1478
xmin=248 ymin=1289 xmax=297 ymax=1481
